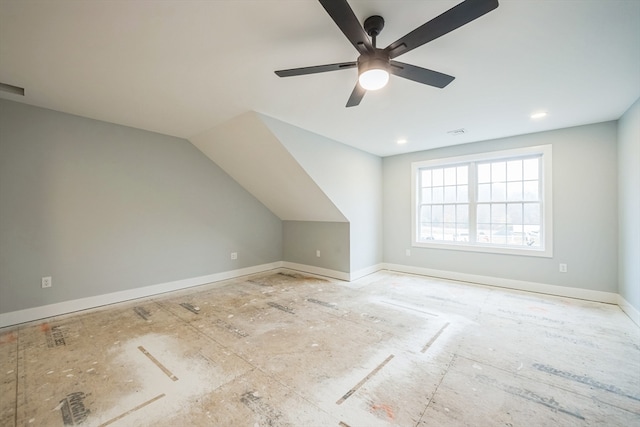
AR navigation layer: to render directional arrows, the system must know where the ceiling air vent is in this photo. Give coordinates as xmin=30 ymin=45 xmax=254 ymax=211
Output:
xmin=447 ymin=128 xmax=466 ymax=136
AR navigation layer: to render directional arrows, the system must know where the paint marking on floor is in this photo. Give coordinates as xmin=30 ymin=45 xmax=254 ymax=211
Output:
xmin=307 ymin=298 xmax=338 ymax=310
xmin=477 ymin=374 xmax=585 ymax=420
xmin=336 ymin=354 xmax=395 ymax=405
xmin=532 ymin=363 xmax=640 ymax=401
xmin=267 ymin=301 xmax=295 ymax=314
xmin=133 ymin=306 xmax=151 ymax=321
xmin=97 ymin=393 xmax=166 ymax=427
xmin=179 ymin=302 xmax=200 ymax=314
xmin=137 ymin=346 xmax=178 ymax=381
xmin=421 ymin=322 xmax=450 ymax=353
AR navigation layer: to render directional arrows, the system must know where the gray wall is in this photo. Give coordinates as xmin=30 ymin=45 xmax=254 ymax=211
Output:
xmin=383 ymin=122 xmax=618 ymax=293
xmin=618 ymin=97 xmax=640 ymax=311
xmin=0 ymin=99 xmax=282 ymax=314
xmin=282 ymin=221 xmax=350 ymax=272
xmin=260 ymin=115 xmax=383 ymax=272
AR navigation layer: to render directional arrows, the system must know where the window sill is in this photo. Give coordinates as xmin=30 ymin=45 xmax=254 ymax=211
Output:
xmin=412 ymin=240 xmax=553 ymax=258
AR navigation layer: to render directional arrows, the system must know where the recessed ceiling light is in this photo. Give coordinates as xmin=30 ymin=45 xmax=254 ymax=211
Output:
xmin=530 ymin=111 xmax=548 ymax=119
xmin=397 ymin=139 xmax=407 ymax=145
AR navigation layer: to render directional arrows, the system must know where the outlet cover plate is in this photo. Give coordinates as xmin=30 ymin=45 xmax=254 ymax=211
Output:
xmin=42 ymin=276 xmax=52 ymax=288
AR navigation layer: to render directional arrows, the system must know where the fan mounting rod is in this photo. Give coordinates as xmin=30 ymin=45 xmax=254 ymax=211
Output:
xmin=363 ymin=15 xmax=384 ymax=47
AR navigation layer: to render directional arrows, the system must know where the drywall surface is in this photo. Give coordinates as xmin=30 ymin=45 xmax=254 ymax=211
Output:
xmin=260 ymin=115 xmax=382 ymax=272
xmin=189 ymin=112 xmax=346 ymax=222
xmin=383 ymin=122 xmax=618 ymax=293
xmin=282 ymin=221 xmax=350 ymax=273
xmin=0 ymin=100 xmax=282 ymax=314
xmin=618 ymin=97 xmax=640 ymax=312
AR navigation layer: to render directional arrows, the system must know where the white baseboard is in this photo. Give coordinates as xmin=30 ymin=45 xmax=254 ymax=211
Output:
xmin=280 ymin=262 xmax=385 ymax=281
xmin=280 ymin=262 xmax=350 ymax=281
xmin=383 ymin=263 xmax=619 ymax=304
xmin=618 ymin=295 xmax=640 ymax=327
xmin=0 ymin=262 xmax=282 ymax=328
xmin=350 ymin=263 xmax=385 ymax=281
xmin=3 ymin=261 xmax=635 ymax=329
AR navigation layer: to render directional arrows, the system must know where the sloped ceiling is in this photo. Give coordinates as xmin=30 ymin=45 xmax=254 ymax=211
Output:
xmin=190 ymin=111 xmax=347 ymax=222
xmin=0 ymin=1 xmax=638 ymax=157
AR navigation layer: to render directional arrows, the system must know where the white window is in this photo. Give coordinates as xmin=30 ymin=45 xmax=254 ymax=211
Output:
xmin=411 ymin=145 xmax=552 ymax=257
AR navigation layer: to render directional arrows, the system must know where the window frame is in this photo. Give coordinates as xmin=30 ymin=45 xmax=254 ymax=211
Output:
xmin=411 ymin=145 xmax=553 ymax=257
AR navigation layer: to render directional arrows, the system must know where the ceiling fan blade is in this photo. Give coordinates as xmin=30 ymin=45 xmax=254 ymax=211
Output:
xmin=275 ymin=62 xmax=356 ymax=77
xmin=390 ymin=61 xmax=455 ymax=88
xmin=346 ymin=82 xmax=366 ymax=107
xmin=319 ymin=0 xmax=373 ymax=55
xmin=384 ymin=0 xmax=499 ymax=59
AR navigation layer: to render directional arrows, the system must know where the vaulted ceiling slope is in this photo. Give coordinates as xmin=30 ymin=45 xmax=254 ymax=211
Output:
xmin=190 ymin=112 xmax=347 ymax=222
xmin=1 ymin=1 xmax=638 ymax=157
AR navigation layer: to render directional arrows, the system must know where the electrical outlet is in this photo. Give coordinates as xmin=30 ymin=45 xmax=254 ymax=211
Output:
xmin=41 ymin=276 xmax=52 ymax=288
xmin=230 ymin=252 xmax=238 ymax=260
xmin=559 ymin=263 xmax=568 ymax=273
xmin=316 ymin=250 xmax=321 ymax=257
xmin=406 ymin=249 xmax=411 ymax=256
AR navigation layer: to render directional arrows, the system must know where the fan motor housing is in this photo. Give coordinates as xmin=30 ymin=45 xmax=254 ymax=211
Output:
xmin=357 ymin=49 xmax=390 ymax=75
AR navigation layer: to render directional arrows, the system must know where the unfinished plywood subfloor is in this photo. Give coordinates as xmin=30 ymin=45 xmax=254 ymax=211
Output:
xmin=1 ymin=270 xmax=639 ymax=426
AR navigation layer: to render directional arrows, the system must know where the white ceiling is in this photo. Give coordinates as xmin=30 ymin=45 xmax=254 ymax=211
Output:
xmin=1 ymin=0 xmax=639 ymax=157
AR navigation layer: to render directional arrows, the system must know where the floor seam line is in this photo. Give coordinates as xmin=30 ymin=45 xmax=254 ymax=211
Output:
xmin=415 ymin=352 xmax=458 ymax=426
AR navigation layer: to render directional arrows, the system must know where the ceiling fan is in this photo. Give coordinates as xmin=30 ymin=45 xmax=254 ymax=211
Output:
xmin=275 ymin=0 xmax=499 ymax=107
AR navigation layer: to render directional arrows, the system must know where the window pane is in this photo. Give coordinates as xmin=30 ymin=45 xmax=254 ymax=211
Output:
xmin=432 ymin=205 xmax=443 ymax=224
xmin=478 ymin=163 xmax=491 ymax=183
xmin=433 ymin=186 xmax=444 ymax=203
xmin=507 ymin=160 xmax=522 ymax=181
xmin=523 ymin=158 xmax=539 ymax=180
xmin=444 ymin=186 xmax=456 ymax=202
xmin=524 ymin=181 xmax=539 ymax=200
xmin=507 ymin=203 xmax=523 ymax=225
xmin=524 ymin=203 xmax=540 ymax=225
xmin=526 ymin=225 xmax=541 ymax=247
xmin=456 ymin=227 xmax=469 ymax=242
xmin=420 ymin=205 xmax=431 ymax=223
xmin=421 ymin=169 xmax=432 ymax=187
xmin=477 ymin=224 xmax=490 ymax=243
xmin=420 ymin=224 xmax=432 ymax=240
xmin=444 ymin=167 xmax=457 ymax=185
xmin=432 ymin=168 xmax=444 ymax=186
xmin=491 ymin=182 xmax=506 ymax=201
xmin=457 ymin=185 xmax=468 ymax=202
xmin=478 ymin=183 xmax=491 ymax=202
xmin=444 ymin=205 xmax=456 ymax=222
xmin=457 ymin=205 xmax=469 ymax=223
xmin=443 ymin=223 xmax=456 ymax=241
xmin=477 ymin=204 xmax=490 ymax=223
xmin=421 ymin=188 xmax=431 ymax=203
xmin=491 ymin=224 xmax=507 ymax=244
xmin=457 ymin=166 xmax=468 ymax=185
xmin=491 ymin=203 xmax=506 ymax=223
xmin=507 ymin=182 xmax=522 ymax=201
xmin=492 ymin=161 xmax=506 ymax=182
xmin=429 ymin=221 xmax=444 ymax=240
xmin=508 ymin=228 xmax=525 ymax=246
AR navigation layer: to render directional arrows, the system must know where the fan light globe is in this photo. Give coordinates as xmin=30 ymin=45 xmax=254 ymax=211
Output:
xmin=358 ymin=69 xmax=389 ymax=91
